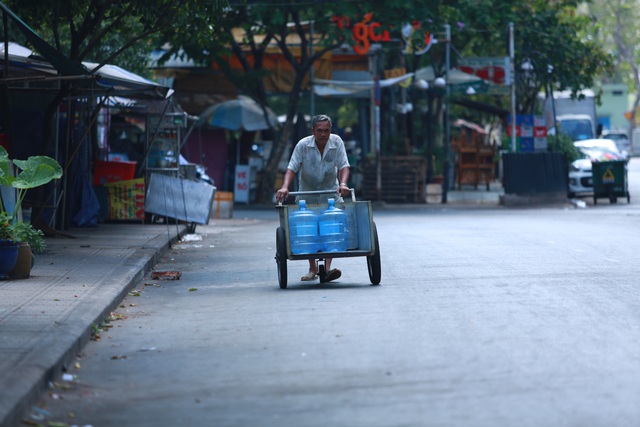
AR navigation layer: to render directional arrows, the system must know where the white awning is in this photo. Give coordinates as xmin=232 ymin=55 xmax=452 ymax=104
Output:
xmin=313 ymin=73 xmax=414 ymax=98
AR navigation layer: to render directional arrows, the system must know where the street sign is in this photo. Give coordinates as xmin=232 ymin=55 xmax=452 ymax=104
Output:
xmin=507 ymin=114 xmax=547 ymax=152
xmin=457 ymin=57 xmax=511 ymax=85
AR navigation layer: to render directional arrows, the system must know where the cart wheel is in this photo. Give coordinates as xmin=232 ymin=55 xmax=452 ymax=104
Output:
xmin=367 ymin=222 xmax=381 ymax=285
xmin=318 ymin=263 xmax=326 ymax=283
xmin=276 ymin=227 xmax=288 ymax=289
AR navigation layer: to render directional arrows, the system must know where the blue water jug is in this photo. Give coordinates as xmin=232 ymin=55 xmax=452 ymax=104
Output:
xmin=319 ymin=198 xmax=347 ymax=252
xmin=288 ymin=200 xmax=319 ymax=254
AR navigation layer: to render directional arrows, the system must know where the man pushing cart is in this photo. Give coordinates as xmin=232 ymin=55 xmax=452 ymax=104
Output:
xmin=275 ymin=114 xmax=381 ymax=289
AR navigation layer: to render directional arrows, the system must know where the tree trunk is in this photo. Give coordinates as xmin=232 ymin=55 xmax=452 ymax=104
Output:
xmin=260 ymin=78 xmax=305 ymax=204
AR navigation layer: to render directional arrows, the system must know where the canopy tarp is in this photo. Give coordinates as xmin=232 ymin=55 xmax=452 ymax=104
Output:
xmin=313 ymin=66 xmax=485 ymax=99
xmin=0 ymin=1 xmax=88 ymax=77
xmin=313 ymin=73 xmax=414 ymax=98
xmin=0 ymin=2 xmax=171 ymax=100
xmin=0 ymin=43 xmax=172 ymax=99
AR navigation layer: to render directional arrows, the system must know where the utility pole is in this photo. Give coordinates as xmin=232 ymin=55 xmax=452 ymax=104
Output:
xmin=309 ymin=20 xmax=315 ymax=118
xmin=441 ymin=24 xmax=451 ymax=204
xmin=509 ymin=22 xmax=516 ymax=153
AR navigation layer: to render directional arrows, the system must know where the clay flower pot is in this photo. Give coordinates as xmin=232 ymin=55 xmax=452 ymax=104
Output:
xmin=9 ymin=242 xmax=32 ymax=279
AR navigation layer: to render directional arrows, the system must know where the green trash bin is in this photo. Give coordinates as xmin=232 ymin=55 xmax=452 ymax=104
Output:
xmin=591 ymin=160 xmax=630 ymax=204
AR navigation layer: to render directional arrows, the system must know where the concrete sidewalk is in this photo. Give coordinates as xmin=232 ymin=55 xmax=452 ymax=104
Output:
xmin=0 ymin=223 xmax=186 ymax=427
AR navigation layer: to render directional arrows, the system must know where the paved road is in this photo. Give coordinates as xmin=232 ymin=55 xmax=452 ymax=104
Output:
xmin=22 ymin=162 xmax=640 ymax=427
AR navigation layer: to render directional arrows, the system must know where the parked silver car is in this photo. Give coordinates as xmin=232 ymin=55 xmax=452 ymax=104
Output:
xmin=568 ymin=139 xmax=627 ymax=197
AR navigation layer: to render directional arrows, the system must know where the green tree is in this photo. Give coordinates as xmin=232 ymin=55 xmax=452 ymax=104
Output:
xmin=582 ymin=0 xmax=638 ymax=132
xmin=2 ymin=0 xmax=219 ymax=75
xmin=443 ymin=0 xmax=613 ymax=115
xmin=163 ymin=0 xmax=369 ymax=202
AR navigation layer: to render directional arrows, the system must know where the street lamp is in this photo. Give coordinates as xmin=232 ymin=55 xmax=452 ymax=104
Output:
xmin=521 ymin=58 xmax=534 ymax=78
xmin=414 ymin=79 xmax=432 ymax=182
xmin=520 ymin=58 xmax=535 ymax=114
xmin=414 ymin=77 xmax=446 ymax=185
xmin=435 ymin=72 xmax=449 ymax=201
xmin=547 ymin=64 xmax=558 ymax=140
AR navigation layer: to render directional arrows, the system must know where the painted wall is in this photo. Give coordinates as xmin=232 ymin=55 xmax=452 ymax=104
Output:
xmin=597 ymin=83 xmax=629 ymax=132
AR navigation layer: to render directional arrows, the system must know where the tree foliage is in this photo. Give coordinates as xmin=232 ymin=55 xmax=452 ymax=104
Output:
xmin=582 ymin=0 xmax=639 ymax=128
xmin=156 ymin=0 xmax=613 ymax=199
xmin=2 ymin=0 xmax=614 ymax=201
xmin=2 ymin=0 xmax=223 ymax=75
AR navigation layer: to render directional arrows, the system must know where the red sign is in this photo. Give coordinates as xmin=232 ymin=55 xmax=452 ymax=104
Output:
xmin=534 ymin=127 xmax=547 ymax=138
xmin=458 ymin=66 xmax=506 ymax=85
xmin=507 ymin=125 xmax=521 ymax=137
xmin=457 ymin=57 xmax=510 ymax=85
xmin=332 ymin=14 xmax=391 ymax=55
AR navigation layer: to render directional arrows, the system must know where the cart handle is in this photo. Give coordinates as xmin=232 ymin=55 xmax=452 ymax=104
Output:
xmin=278 ymin=188 xmax=356 ymax=206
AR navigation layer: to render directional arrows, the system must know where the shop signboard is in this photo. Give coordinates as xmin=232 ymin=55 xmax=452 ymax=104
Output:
xmin=234 ymin=165 xmax=250 ymax=204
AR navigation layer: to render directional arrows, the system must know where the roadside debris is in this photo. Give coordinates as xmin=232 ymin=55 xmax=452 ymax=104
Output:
xmin=151 ymin=270 xmax=182 ymax=280
xmin=569 ymin=198 xmax=587 ymax=208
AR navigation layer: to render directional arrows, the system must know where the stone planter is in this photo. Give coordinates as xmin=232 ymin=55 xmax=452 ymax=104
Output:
xmin=9 ymin=242 xmax=32 ymax=279
xmin=425 ymin=183 xmax=443 ymax=204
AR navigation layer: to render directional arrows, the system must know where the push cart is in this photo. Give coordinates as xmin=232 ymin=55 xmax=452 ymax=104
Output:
xmin=592 ymin=160 xmax=630 ymax=204
xmin=275 ymin=189 xmax=381 ymax=289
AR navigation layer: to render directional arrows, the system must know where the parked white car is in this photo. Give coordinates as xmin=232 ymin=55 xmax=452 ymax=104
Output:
xmin=600 ymin=130 xmax=631 ymax=156
xmin=568 ymin=139 xmax=627 ymax=197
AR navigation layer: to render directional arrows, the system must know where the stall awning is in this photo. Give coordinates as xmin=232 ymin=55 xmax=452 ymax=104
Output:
xmin=313 ymin=73 xmax=414 ymax=98
xmin=0 ymin=2 xmax=172 ymax=99
xmin=0 ymin=43 xmax=172 ymax=99
xmin=0 ymin=2 xmax=88 ymax=77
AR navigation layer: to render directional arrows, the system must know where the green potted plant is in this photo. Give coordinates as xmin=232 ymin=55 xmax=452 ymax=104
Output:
xmin=0 ymin=146 xmax=63 ymax=278
xmin=0 ymin=211 xmax=20 ymax=278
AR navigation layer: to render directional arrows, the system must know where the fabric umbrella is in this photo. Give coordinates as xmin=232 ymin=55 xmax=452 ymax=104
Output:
xmin=198 ymin=95 xmax=278 ymax=131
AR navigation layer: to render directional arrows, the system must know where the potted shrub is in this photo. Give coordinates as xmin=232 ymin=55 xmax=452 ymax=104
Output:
xmin=0 ymin=212 xmax=19 ymax=278
xmin=0 ymin=146 xmax=63 ymax=278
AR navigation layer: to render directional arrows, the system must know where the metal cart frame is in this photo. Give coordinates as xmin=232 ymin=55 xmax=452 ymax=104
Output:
xmin=275 ymin=189 xmax=381 ymax=289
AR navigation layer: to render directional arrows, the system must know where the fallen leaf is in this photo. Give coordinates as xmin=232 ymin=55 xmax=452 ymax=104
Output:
xmin=189 ymin=288 xmax=198 ymax=292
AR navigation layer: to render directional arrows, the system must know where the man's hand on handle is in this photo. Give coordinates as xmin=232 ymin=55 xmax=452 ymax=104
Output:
xmin=276 ymin=187 xmax=289 ymax=204
xmin=338 ymin=183 xmax=350 ymax=198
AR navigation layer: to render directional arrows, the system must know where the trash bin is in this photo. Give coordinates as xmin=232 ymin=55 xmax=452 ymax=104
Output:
xmin=592 ymin=160 xmax=630 ymax=204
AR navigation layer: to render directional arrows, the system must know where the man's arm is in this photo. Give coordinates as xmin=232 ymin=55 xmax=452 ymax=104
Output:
xmin=276 ymin=169 xmax=296 ymax=203
xmin=338 ymin=166 xmax=350 ymax=198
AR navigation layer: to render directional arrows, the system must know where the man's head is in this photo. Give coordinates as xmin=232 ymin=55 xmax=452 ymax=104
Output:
xmin=311 ymin=114 xmax=332 ymax=146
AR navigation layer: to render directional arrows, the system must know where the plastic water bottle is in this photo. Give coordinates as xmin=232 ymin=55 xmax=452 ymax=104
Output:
xmin=288 ymin=200 xmax=319 ymax=254
xmin=319 ymin=198 xmax=347 ymax=252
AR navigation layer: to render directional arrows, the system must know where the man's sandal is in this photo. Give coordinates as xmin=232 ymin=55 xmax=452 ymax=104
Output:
xmin=325 ymin=269 xmax=342 ymax=283
xmin=301 ymin=272 xmax=318 ymax=281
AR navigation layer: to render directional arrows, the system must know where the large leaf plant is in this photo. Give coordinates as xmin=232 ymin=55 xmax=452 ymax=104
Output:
xmin=0 ymin=146 xmax=63 ymax=250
